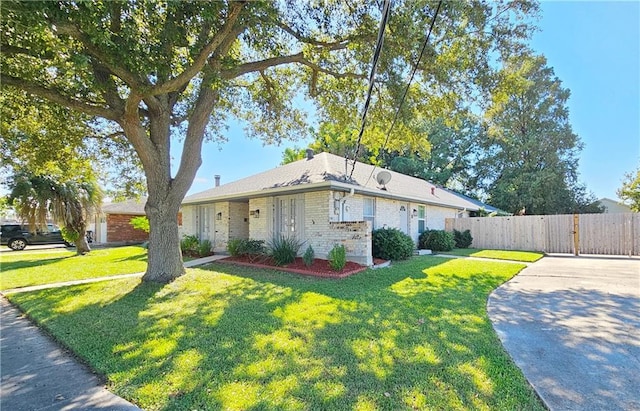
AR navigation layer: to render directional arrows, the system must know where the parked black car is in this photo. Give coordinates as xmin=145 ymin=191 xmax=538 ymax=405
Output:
xmin=0 ymin=223 xmax=73 ymax=251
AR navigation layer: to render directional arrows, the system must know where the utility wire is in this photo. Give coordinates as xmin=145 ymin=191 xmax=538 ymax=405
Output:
xmin=365 ymin=0 xmax=443 ymax=187
xmin=348 ymin=0 xmax=391 ymax=179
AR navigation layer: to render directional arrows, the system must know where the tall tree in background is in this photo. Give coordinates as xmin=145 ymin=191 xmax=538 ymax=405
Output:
xmin=7 ymin=171 xmax=103 ymax=254
xmin=380 ymin=116 xmax=485 ymax=192
xmin=477 ymin=54 xmax=597 ymax=214
xmin=617 ymin=167 xmax=640 ymax=212
xmin=2 ymin=1 xmax=537 ymax=282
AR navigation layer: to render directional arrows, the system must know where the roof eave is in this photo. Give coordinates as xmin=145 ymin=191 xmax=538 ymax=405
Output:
xmin=183 ymin=180 xmax=479 ymax=211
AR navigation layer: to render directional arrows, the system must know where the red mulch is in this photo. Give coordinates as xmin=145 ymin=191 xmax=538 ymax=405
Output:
xmin=218 ymin=255 xmax=368 ymax=278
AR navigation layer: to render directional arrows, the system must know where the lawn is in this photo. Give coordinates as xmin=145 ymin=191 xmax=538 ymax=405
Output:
xmin=441 ymin=248 xmax=544 ymax=262
xmin=0 ymin=246 xmax=147 ymax=290
xmin=7 ymin=256 xmax=544 ymax=410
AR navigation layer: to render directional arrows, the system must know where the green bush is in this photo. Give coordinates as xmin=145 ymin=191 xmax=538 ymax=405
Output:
xmin=129 ymin=216 xmax=150 ymax=233
xmin=227 ymin=238 xmax=243 ymax=257
xmin=453 ymin=229 xmax=473 ymax=248
xmin=226 ymin=238 xmax=267 ymax=261
xmin=328 ymin=244 xmax=347 ymax=272
xmin=302 ymin=245 xmax=315 ymax=267
xmin=418 ymin=230 xmax=455 ymax=252
xmin=180 ymin=234 xmax=200 ymax=254
xmin=372 ymin=227 xmax=415 ymax=260
xmin=197 ymin=239 xmax=213 ymax=256
xmin=268 ymin=235 xmax=302 ymax=266
xmin=60 ymin=227 xmax=80 ymax=243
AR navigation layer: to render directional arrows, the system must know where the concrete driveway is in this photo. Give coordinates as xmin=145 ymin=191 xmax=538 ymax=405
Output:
xmin=488 ymin=255 xmax=640 ymax=410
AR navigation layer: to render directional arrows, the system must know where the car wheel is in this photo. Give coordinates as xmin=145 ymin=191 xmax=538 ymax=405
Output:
xmin=8 ymin=238 xmax=27 ymax=251
xmin=64 ymin=241 xmax=75 ymax=247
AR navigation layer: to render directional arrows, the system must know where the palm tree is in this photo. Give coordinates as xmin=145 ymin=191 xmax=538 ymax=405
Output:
xmin=7 ymin=172 xmax=102 ymax=254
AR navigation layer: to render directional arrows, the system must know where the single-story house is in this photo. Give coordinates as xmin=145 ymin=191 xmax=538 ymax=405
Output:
xmin=90 ymin=197 xmax=149 ymax=244
xmin=596 ymin=198 xmax=633 ymax=214
xmin=182 ymin=151 xmax=495 ymax=265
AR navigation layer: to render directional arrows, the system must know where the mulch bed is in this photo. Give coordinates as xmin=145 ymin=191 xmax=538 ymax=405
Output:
xmin=217 ymin=255 xmax=368 ymax=278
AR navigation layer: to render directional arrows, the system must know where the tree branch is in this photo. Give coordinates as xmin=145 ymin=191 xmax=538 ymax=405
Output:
xmin=221 ymin=52 xmax=365 ymax=80
xmin=54 ymin=22 xmax=149 ymax=89
xmin=150 ymin=2 xmax=245 ymax=95
xmin=274 ymin=21 xmax=353 ymax=51
xmin=1 ymin=74 xmax=118 ymax=120
xmin=2 ymin=45 xmax=55 ymax=60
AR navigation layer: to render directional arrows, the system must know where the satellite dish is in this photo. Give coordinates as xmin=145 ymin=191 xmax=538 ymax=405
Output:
xmin=376 ymin=170 xmax=392 ymax=186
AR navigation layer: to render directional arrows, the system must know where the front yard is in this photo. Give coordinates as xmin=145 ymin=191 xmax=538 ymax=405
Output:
xmin=6 ymin=255 xmax=544 ymax=410
xmin=0 ymin=246 xmax=147 ymax=290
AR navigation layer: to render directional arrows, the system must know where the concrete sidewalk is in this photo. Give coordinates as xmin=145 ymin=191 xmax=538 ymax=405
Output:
xmin=1 ymin=298 xmax=141 ymax=410
xmin=488 ymin=255 xmax=640 ymax=410
xmin=1 ymin=254 xmax=226 ymax=410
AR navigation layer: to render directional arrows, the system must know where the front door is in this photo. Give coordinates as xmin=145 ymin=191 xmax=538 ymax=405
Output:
xmin=399 ymin=204 xmax=409 ymax=234
xmin=196 ymin=205 xmax=214 ymax=242
xmin=275 ymin=195 xmax=304 ymax=239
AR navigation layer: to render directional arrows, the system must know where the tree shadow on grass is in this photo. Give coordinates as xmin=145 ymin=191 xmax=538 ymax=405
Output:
xmin=1 ymin=255 xmax=74 ymax=272
xmin=7 ymin=257 xmax=544 ymax=410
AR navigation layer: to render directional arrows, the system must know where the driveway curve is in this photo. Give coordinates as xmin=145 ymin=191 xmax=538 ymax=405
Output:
xmin=488 ymin=254 xmax=640 ymax=411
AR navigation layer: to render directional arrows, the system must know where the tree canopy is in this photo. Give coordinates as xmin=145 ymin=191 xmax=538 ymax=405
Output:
xmin=476 ymin=54 xmax=599 ymax=214
xmin=617 ymin=167 xmax=640 ymax=212
xmin=1 ymin=0 xmax=538 ymax=282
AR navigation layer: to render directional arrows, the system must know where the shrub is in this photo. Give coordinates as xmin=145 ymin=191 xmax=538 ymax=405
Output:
xmin=180 ymin=234 xmax=200 ymax=255
xmin=129 ymin=216 xmax=150 ymax=233
xmin=226 ymin=238 xmax=267 ymax=261
xmin=418 ymin=230 xmax=455 ymax=252
xmin=227 ymin=238 xmax=243 ymax=257
xmin=453 ymin=229 xmax=473 ymax=248
xmin=328 ymin=244 xmax=347 ymax=271
xmin=302 ymin=245 xmax=315 ymax=267
xmin=372 ymin=227 xmax=414 ymax=260
xmin=268 ymin=235 xmax=302 ymax=266
xmin=197 ymin=239 xmax=213 ymax=256
xmin=60 ymin=227 xmax=80 ymax=243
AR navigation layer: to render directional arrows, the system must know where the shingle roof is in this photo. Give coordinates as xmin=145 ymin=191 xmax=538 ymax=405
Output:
xmin=183 ymin=152 xmax=485 ymax=211
xmin=102 ymin=197 xmax=146 ymax=215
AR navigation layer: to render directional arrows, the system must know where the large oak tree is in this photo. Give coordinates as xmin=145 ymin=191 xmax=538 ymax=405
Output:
xmin=477 ymin=53 xmax=599 ymax=214
xmin=1 ymin=0 xmax=537 ymax=282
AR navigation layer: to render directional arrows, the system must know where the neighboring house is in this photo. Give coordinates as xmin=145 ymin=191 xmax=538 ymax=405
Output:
xmin=92 ymin=197 xmax=148 ymax=244
xmin=596 ymin=198 xmax=633 ymax=214
xmin=182 ymin=151 xmax=496 ymax=266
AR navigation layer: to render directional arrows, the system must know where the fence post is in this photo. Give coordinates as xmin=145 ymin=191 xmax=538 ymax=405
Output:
xmin=573 ymin=213 xmax=579 ymax=256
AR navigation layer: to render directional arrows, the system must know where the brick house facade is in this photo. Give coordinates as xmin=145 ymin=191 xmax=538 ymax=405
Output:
xmin=182 ymin=152 xmax=496 ymax=266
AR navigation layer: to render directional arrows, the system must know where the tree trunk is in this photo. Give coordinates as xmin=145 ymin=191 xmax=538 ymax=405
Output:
xmin=143 ymin=197 xmax=185 ymax=283
xmin=75 ymin=234 xmax=91 ymax=255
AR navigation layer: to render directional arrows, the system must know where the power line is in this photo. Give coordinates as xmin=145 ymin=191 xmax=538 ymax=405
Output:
xmin=364 ymin=0 xmax=443 ymax=186
xmin=348 ymin=0 xmax=391 ymax=179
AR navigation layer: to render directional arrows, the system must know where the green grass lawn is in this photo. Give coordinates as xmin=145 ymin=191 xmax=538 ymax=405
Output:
xmin=0 ymin=246 xmax=147 ymax=290
xmin=7 ymin=256 xmax=543 ymax=410
xmin=441 ymin=248 xmax=544 ymax=262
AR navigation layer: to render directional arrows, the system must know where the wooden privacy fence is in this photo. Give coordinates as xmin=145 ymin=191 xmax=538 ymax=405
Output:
xmin=445 ymin=213 xmax=639 ymax=256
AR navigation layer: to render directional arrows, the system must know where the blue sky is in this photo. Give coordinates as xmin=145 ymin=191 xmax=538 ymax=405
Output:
xmin=184 ymin=1 xmax=640 ymax=201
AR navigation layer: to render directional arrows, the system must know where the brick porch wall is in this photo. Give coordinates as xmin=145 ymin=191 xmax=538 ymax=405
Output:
xmin=106 ymin=214 xmax=149 ymax=243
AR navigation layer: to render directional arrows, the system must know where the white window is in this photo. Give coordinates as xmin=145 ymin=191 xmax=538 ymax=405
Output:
xmin=363 ymin=198 xmax=375 ymax=228
xmin=418 ymin=205 xmax=426 ymax=233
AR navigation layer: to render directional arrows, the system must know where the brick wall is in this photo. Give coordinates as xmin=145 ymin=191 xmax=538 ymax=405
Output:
xmin=249 ymin=197 xmax=271 ymax=241
xmin=427 ymin=205 xmax=465 ymax=230
xmin=304 ymin=191 xmax=373 ymax=265
xmin=229 ymin=202 xmax=250 ymax=240
xmin=106 ymin=214 xmax=149 ymax=243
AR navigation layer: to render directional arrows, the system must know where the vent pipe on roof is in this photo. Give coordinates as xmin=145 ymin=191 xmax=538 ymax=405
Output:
xmin=214 ymin=175 xmax=221 ymax=187
xmin=306 ymin=149 xmax=314 ymax=160
xmin=431 ymin=186 xmax=435 ymax=195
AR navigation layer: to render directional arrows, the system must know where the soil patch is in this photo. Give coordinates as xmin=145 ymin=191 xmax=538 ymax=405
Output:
xmin=218 ymin=256 xmax=367 ymax=278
